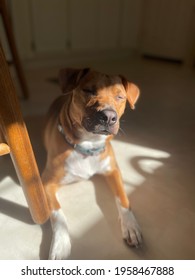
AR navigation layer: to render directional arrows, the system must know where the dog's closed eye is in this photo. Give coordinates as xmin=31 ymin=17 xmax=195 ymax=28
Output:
xmin=115 ymin=91 xmax=126 ymax=101
xmin=116 ymin=95 xmax=125 ymax=101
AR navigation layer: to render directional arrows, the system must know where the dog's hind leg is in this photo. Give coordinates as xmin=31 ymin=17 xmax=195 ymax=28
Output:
xmin=43 ymin=179 xmax=71 ymax=260
xmin=104 ymin=168 xmax=142 ymax=247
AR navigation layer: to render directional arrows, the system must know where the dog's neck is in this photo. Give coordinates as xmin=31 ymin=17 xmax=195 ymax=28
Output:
xmin=57 ymin=122 xmax=107 ymax=156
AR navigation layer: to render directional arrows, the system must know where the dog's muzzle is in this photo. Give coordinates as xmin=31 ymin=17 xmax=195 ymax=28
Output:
xmin=83 ymin=109 xmax=118 ymax=135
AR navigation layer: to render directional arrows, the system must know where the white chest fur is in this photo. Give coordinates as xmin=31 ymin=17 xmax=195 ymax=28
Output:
xmin=60 ymin=151 xmax=111 ymax=185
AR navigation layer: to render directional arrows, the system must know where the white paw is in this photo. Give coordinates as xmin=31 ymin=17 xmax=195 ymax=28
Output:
xmin=120 ymin=210 xmax=142 ymax=247
xmin=49 ymin=209 xmax=71 ymax=260
xmin=115 ymin=199 xmax=142 ymax=247
xmin=49 ymin=230 xmax=71 ymax=260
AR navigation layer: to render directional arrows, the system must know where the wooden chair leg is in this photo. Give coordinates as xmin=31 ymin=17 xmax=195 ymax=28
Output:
xmin=0 ymin=43 xmax=50 ymax=224
xmin=0 ymin=0 xmax=29 ymax=99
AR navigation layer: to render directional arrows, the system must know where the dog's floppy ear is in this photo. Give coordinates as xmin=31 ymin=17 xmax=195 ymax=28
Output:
xmin=120 ymin=76 xmax=140 ymax=109
xmin=59 ymin=68 xmax=90 ymax=93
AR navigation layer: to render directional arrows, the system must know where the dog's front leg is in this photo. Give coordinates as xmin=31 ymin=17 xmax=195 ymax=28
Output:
xmin=104 ymin=169 xmax=142 ymax=247
xmin=44 ymin=182 xmax=71 ymax=260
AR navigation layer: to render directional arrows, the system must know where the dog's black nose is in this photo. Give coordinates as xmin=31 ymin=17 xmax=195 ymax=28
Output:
xmin=99 ymin=109 xmax=117 ymax=126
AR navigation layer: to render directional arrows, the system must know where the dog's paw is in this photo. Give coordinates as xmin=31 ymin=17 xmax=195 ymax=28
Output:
xmin=49 ymin=209 xmax=71 ymax=260
xmin=49 ymin=230 xmax=71 ymax=260
xmin=120 ymin=210 xmax=142 ymax=248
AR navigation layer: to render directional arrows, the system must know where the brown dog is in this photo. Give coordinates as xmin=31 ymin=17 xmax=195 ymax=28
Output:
xmin=42 ymin=68 xmax=142 ymax=259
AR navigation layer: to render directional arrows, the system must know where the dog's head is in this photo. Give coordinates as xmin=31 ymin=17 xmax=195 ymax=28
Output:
xmin=59 ymin=68 xmax=140 ymax=136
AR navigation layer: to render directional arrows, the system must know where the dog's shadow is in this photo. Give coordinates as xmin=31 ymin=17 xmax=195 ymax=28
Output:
xmin=39 ymin=220 xmax=52 ymax=259
xmin=92 ymin=175 xmax=119 ymax=231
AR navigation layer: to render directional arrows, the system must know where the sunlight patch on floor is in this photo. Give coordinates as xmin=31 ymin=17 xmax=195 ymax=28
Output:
xmin=112 ymin=140 xmax=170 ymax=189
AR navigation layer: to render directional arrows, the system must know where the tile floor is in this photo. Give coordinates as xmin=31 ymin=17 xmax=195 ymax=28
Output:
xmin=0 ymin=56 xmax=195 ymax=259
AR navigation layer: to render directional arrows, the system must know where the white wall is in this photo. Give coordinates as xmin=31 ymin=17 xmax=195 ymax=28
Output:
xmin=5 ymin=0 xmax=142 ymax=60
xmin=1 ymin=0 xmax=194 ymax=64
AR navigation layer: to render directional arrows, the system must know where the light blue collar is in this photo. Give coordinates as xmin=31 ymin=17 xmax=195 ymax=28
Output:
xmin=57 ymin=123 xmax=105 ymax=156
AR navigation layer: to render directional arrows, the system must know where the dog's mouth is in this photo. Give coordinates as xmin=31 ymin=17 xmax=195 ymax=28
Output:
xmin=91 ymin=126 xmax=117 ymax=135
xmin=82 ymin=109 xmax=119 ymax=136
xmin=97 ymin=129 xmax=111 ymax=135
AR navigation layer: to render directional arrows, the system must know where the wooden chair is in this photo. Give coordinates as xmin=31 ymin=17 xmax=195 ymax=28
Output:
xmin=0 ymin=0 xmax=29 ymax=99
xmin=0 ymin=43 xmax=50 ymax=224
